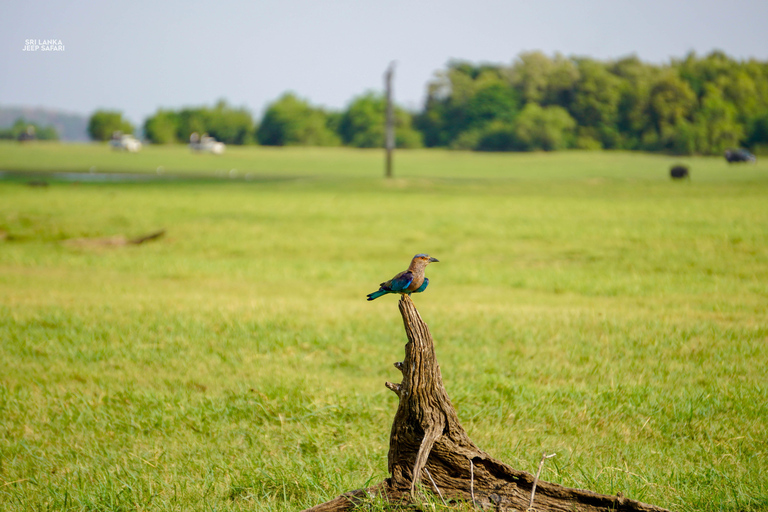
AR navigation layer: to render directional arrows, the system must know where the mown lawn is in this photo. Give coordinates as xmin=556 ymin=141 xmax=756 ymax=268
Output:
xmin=1 ymin=144 xmax=767 ymax=511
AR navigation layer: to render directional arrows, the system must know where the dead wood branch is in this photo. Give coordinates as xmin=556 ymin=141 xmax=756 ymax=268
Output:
xmin=304 ymin=296 xmax=669 ymax=511
xmin=63 ymin=229 xmax=165 ymax=248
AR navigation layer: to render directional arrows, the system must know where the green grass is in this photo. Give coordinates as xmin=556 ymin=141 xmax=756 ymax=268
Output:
xmin=1 ymin=143 xmax=767 ymax=511
xmin=2 ymin=140 xmax=767 ymax=182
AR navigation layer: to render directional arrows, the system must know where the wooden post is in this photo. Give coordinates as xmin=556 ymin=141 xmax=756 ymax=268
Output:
xmin=384 ymin=62 xmax=395 ymax=179
xmin=304 ymin=296 xmax=670 ymax=511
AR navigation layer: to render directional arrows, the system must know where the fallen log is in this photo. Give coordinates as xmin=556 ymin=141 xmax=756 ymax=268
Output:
xmin=305 ymin=296 xmax=668 ymax=511
xmin=62 ymin=229 xmax=165 ymax=247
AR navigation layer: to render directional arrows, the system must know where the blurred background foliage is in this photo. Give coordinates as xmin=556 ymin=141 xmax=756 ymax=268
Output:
xmin=0 ymin=117 xmax=59 ymax=141
xmin=72 ymin=50 xmax=768 ymax=155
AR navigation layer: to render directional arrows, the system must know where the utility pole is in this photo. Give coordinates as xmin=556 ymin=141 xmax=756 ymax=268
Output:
xmin=384 ymin=62 xmax=395 ymax=178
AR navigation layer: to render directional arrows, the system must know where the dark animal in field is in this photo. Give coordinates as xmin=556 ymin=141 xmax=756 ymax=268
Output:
xmin=725 ymin=148 xmax=756 ymax=163
xmin=670 ymin=165 xmax=690 ymax=179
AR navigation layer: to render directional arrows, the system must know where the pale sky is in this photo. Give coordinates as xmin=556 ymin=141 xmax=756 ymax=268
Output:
xmin=2 ymin=0 xmax=767 ymax=126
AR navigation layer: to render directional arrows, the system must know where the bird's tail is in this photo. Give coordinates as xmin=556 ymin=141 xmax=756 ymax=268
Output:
xmin=366 ymin=289 xmax=388 ymax=301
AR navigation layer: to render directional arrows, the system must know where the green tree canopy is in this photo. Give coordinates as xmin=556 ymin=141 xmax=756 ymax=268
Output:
xmin=204 ymin=100 xmax=255 ymax=145
xmin=570 ymin=58 xmax=622 ymax=148
xmin=463 ymin=83 xmax=521 ymax=130
xmin=611 ymin=56 xmax=659 ymax=149
xmin=134 ymin=51 xmax=768 ymax=154
xmin=511 ymin=103 xmax=576 ymax=151
xmin=417 ymin=61 xmax=518 ymax=147
xmin=338 ymin=92 xmax=422 ymax=148
xmin=507 ymin=51 xmax=579 ymax=106
xmin=143 ymin=110 xmax=179 ymax=144
xmin=418 ymin=51 xmax=768 ymax=154
xmin=746 ymin=113 xmax=768 ymax=150
xmin=691 ymin=84 xmax=744 ymax=155
xmin=256 ymin=93 xmax=340 ymax=146
xmin=88 ymin=110 xmax=134 ymax=141
xmin=143 ymin=101 xmax=254 ymax=145
xmin=645 ymin=71 xmax=697 ymax=151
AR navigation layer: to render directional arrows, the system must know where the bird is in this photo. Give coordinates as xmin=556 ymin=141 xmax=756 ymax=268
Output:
xmin=367 ymin=254 xmax=439 ymax=301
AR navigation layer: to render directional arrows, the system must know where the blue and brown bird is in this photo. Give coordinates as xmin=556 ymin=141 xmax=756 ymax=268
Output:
xmin=366 ymin=254 xmax=439 ymax=301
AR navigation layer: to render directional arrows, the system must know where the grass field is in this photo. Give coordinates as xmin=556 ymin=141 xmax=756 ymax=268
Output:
xmin=2 ymin=140 xmax=768 ymax=182
xmin=1 ymin=142 xmax=767 ymax=511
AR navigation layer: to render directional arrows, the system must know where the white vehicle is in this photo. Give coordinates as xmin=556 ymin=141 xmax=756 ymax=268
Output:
xmin=109 ymin=132 xmax=142 ymax=152
xmin=189 ymin=132 xmax=225 ymax=155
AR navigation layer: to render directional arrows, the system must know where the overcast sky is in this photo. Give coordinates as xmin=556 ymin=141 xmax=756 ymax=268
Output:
xmin=2 ymin=0 xmax=768 ymax=125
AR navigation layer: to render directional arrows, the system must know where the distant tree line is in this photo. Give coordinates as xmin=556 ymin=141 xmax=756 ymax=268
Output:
xmin=0 ymin=118 xmax=59 ymax=140
xmin=140 ymin=92 xmax=424 ymax=149
xmin=416 ymin=50 xmax=768 ymax=154
xmin=88 ymin=51 xmax=768 ymax=155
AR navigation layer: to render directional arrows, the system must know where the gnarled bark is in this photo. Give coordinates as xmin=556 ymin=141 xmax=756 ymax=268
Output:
xmin=305 ymin=296 xmax=668 ymax=511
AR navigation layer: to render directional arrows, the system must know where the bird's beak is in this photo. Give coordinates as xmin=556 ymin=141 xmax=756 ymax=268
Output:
xmin=429 ymin=257 xmax=439 ymax=263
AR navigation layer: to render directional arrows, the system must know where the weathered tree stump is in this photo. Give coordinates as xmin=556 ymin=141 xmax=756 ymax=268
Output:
xmin=305 ymin=296 xmax=668 ymax=511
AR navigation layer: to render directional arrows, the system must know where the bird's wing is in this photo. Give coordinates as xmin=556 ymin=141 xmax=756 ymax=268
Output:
xmin=385 ymin=271 xmax=414 ymax=292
